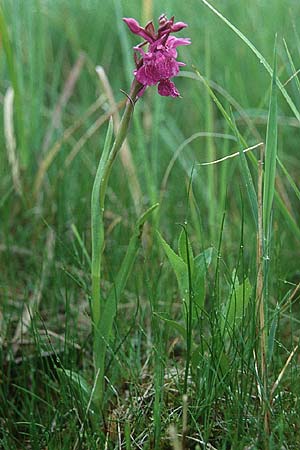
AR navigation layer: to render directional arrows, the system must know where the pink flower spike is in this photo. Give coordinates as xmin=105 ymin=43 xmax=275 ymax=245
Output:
xmin=123 ymin=14 xmax=191 ymax=98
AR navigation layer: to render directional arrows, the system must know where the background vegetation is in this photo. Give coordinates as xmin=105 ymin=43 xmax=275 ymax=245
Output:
xmin=1 ymin=0 xmax=300 ymax=448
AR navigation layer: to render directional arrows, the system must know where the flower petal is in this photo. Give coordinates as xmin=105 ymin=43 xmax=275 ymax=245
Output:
xmin=167 ymin=36 xmax=191 ymax=48
xmin=158 ymin=79 xmax=180 ymax=97
xmin=123 ymin=17 xmax=154 ymax=42
xmin=171 ymin=21 xmax=188 ymax=32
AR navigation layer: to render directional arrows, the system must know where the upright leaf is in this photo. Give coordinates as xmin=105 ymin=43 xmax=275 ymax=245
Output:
xmin=221 ymin=278 xmax=252 ymax=336
xmin=157 ymin=231 xmax=188 ymax=296
xmin=178 ymin=228 xmax=194 ymax=275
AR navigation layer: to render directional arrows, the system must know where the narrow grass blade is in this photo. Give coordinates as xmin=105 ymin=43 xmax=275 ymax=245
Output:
xmin=71 ymin=223 xmax=91 ymax=268
xmin=277 ymin=157 xmax=300 ymax=202
xmin=263 ymin=41 xmax=278 ymax=242
xmin=283 ymin=39 xmax=300 ymax=96
xmin=232 ymin=115 xmax=258 ymax=228
xmin=274 ymin=191 xmax=300 ymax=241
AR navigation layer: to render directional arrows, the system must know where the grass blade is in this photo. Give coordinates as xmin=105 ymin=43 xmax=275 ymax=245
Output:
xmin=263 ymin=40 xmax=278 ymax=242
xmin=283 ymin=38 xmax=300 ymax=96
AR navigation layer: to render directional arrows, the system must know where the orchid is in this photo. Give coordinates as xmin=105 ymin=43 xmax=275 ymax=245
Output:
xmin=123 ymin=14 xmax=191 ymax=98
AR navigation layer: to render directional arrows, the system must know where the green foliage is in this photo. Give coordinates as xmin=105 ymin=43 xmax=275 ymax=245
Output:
xmin=157 ymin=230 xmax=213 ymax=313
xmin=221 ymin=273 xmax=252 ymax=337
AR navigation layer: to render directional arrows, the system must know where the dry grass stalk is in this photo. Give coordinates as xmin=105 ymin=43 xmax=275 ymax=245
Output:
xmin=270 ymin=345 xmax=298 ymax=402
xmin=182 ymin=394 xmax=188 ymax=450
xmin=96 ymin=65 xmax=143 ymax=214
xmin=4 ymin=87 xmax=22 ymax=196
xmin=169 ymin=424 xmax=182 ymax=450
xmin=280 ymin=282 xmax=300 ymax=314
xmin=63 ymin=99 xmax=125 ymax=170
xmin=199 ymin=142 xmax=263 ymax=166
xmin=142 ymin=0 xmax=153 ymax=23
xmin=34 ymin=94 xmax=107 ymax=196
xmin=256 ymin=146 xmax=270 ymax=439
xmin=41 ymin=52 xmax=86 ymax=154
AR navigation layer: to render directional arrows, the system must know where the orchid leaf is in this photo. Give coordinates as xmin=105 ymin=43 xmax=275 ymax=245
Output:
xmin=221 ymin=277 xmax=252 ymax=336
xmin=153 ymin=312 xmax=186 ymax=339
xmin=193 ymin=247 xmax=214 ymax=311
xmin=178 ymin=228 xmax=194 ymax=275
xmin=157 ymin=231 xmax=188 ymax=297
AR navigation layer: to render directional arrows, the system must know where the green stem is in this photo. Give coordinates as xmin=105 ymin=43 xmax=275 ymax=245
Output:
xmin=91 ymin=79 xmax=142 ymax=405
xmin=100 ymin=81 xmax=142 ymax=209
xmin=183 ymin=225 xmax=193 ymax=395
xmin=92 ymin=79 xmax=142 ymax=325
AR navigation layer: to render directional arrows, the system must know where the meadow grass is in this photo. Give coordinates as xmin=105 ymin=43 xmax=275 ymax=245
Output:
xmin=1 ymin=0 xmax=300 ymax=449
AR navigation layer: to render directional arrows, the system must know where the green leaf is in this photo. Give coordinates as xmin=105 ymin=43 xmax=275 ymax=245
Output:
xmin=178 ymin=228 xmax=194 ymax=275
xmin=57 ymin=368 xmax=92 ymax=405
xmin=192 ymin=247 xmax=214 ymax=310
xmin=194 ymin=247 xmax=214 ymax=272
xmin=157 ymin=231 xmax=188 ymax=296
xmin=153 ymin=312 xmax=186 ymax=338
xmin=263 ymin=39 xmax=278 ymax=242
xmin=221 ymin=277 xmax=252 ymax=335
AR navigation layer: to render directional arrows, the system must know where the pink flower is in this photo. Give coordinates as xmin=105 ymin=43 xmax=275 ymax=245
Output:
xmin=123 ymin=15 xmax=191 ymax=98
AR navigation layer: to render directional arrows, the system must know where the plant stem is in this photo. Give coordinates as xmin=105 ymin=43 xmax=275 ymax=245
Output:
xmin=91 ymin=79 xmax=142 ymax=405
xmin=183 ymin=225 xmax=193 ymax=395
